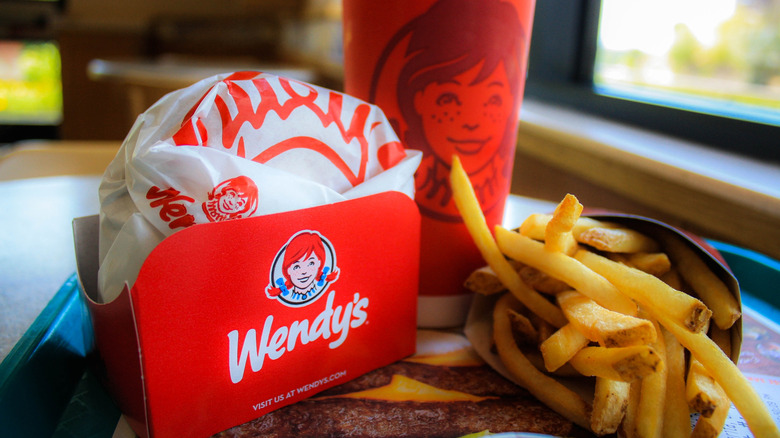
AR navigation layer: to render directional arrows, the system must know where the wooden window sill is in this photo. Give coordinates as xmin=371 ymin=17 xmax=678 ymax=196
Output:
xmin=512 ymin=99 xmax=780 ymax=261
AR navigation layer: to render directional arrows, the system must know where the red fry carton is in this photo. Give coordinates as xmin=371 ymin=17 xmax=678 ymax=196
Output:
xmin=75 ymin=71 xmax=422 ymax=437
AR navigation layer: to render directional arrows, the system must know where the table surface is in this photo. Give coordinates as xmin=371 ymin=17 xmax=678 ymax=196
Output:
xmin=2 ymin=176 xmax=779 ymax=438
xmin=0 ymin=176 xmax=102 ymax=363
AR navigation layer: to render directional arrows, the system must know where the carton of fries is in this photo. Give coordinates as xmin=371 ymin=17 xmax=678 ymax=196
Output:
xmin=450 ymin=155 xmax=777 ymax=437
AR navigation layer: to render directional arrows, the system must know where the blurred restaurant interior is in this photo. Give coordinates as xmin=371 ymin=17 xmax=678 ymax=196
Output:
xmin=0 ymin=0 xmax=780 ymax=432
xmin=0 ymin=1 xmax=779 ymax=435
xmin=0 ymin=0 xmax=778 ymax=259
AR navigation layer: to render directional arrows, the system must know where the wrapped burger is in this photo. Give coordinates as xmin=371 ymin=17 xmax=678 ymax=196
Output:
xmin=97 ymin=71 xmax=422 ymax=303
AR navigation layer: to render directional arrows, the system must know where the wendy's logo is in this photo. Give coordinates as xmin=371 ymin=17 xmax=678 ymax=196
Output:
xmin=202 ymin=176 xmax=259 ymax=222
xmin=266 ymin=231 xmax=340 ymax=307
xmin=368 ymin=0 xmax=528 ymax=222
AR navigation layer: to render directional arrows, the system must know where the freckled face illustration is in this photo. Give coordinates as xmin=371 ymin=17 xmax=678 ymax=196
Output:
xmin=287 ymin=252 xmax=322 ymax=291
xmin=367 ymin=0 xmax=527 ymax=222
xmin=413 ymin=61 xmax=511 ymax=172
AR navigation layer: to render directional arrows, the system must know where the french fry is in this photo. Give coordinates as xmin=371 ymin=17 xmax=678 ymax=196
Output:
xmin=686 ymin=322 xmax=732 ymax=438
xmin=495 ymin=227 xmax=638 ymax=316
xmin=557 ymin=290 xmax=656 ymax=347
xmin=608 ymin=252 xmax=672 ymax=277
xmin=578 ymin=227 xmax=661 ymax=253
xmin=575 ymin=249 xmax=711 ymax=333
xmin=686 ymin=358 xmax=721 ymax=417
xmin=568 ymin=345 xmax=662 ymax=382
xmin=710 ymin=325 xmax=732 ymax=360
xmin=450 ymin=155 xmax=567 ymax=328
xmin=520 ymin=214 xmax=620 ymax=241
xmin=655 ymin=311 xmax=780 ymax=437
xmin=518 ymin=265 xmax=572 ymax=295
xmin=661 ymin=232 xmax=741 ymax=330
xmin=544 ymin=193 xmax=582 ymax=255
xmin=529 ymin=312 xmax=556 ymax=344
xmin=493 ymin=293 xmax=591 ymax=429
xmin=507 ymin=307 xmax=539 ymax=346
xmin=659 ymin=267 xmax=685 ymax=291
xmin=635 ymin=318 xmax=667 ymax=438
xmin=621 ymin=380 xmax=642 ymax=438
xmin=539 ymin=323 xmax=590 ymax=372
xmin=523 ymin=349 xmax=582 ymax=377
xmin=464 ymin=262 xmax=571 ymax=296
xmin=456 ymin=188 xmax=768 ymax=437
xmin=591 ymin=378 xmax=630 ymax=436
xmin=464 ymin=265 xmax=509 ymax=296
xmin=571 ymin=216 xmax=616 ymax=232
xmin=521 ymin=212 xmax=659 ymax=254
xmin=691 ymin=380 xmax=730 ymax=438
xmin=519 ymin=213 xmax=553 ymax=239
xmin=662 ymin=327 xmax=691 ymax=438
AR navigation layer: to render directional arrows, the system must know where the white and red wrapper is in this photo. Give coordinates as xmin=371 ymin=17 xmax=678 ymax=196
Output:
xmin=98 ymin=71 xmax=421 ymax=303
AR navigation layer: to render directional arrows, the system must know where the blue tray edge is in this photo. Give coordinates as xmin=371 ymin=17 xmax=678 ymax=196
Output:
xmin=0 ymin=275 xmax=94 ymax=437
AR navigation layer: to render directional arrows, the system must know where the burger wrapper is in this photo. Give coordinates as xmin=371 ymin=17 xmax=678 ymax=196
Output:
xmin=97 ymin=71 xmax=422 ymax=303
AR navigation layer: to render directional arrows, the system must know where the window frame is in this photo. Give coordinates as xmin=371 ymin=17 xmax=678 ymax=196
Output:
xmin=524 ymin=0 xmax=780 ymax=163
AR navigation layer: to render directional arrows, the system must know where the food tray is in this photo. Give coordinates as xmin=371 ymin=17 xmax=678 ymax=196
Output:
xmin=1 ymin=240 xmax=779 ymax=437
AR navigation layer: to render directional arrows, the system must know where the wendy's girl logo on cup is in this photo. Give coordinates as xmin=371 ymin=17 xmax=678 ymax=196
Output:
xmin=366 ymin=0 xmax=528 ymax=223
xmin=344 ymin=0 xmax=536 ymax=327
xmin=265 ymin=230 xmax=340 ymax=307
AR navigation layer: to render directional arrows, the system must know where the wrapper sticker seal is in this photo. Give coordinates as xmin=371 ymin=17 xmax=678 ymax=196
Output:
xmin=97 ymin=71 xmax=422 ymax=303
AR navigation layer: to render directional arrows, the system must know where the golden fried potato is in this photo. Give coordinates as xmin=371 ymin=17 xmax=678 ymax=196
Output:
xmin=575 ymin=249 xmax=711 ymax=333
xmin=591 ymin=378 xmax=630 ymax=435
xmin=539 ymin=323 xmax=590 ymax=372
xmin=568 ymin=345 xmax=662 ymax=382
xmin=557 ymin=290 xmax=656 ymax=347
xmin=450 ymin=156 xmax=567 ymax=328
xmin=661 ymin=232 xmax=741 ymax=330
xmin=545 ymin=193 xmax=582 ymax=255
xmin=496 ymin=227 xmax=637 ymax=316
xmin=493 ymin=293 xmax=591 ymax=429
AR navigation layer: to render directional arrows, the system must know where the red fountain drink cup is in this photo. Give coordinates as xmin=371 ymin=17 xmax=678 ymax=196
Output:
xmin=343 ymin=0 xmax=536 ymax=327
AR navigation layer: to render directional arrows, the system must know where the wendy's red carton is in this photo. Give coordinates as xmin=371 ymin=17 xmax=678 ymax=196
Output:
xmin=73 ymin=71 xmax=423 ymax=437
xmin=74 ymin=191 xmax=420 ymax=437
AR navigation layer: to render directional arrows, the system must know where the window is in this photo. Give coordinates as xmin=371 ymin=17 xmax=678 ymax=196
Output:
xmin=0 ymin=40 xmax=63 ymax=126
xmin=0 ymin=0 xmax=64 ymax=143
xmin=524 ymin=0 xmax=780 ymax=163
